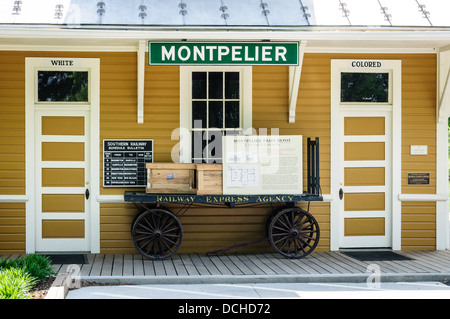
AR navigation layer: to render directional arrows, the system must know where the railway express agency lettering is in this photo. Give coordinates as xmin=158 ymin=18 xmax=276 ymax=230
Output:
xmin=149 ymin=42 xmax=299 ymax=65
xmin=155 ymin=195 xmax=295 ymax=203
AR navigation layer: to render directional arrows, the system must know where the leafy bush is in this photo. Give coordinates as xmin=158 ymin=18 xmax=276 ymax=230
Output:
xmin=0 ymin=254 xmax=54 ymax=281
xmin=0 ymin=267 xmax=37 ymax=299
xmin=15 ymin=254 xmax=54 ymax=281
xmin=0 ymin=254 xmax=55 ymax=299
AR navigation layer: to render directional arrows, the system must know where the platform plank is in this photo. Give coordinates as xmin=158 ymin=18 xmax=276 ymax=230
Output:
xmin=3 ymin=251 xmax=450 ymax=281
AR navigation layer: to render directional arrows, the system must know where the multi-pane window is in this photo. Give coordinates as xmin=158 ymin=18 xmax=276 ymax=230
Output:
xmin=191 ymin=71 xmax=241 ymax=163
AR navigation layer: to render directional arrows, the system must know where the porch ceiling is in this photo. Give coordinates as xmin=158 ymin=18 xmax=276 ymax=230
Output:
xmin=1 ymin=28 xmax=450 ymax=52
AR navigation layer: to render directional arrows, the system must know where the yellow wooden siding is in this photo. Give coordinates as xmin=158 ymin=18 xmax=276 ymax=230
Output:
xmin=0 ymin=203 xmax=25 ymax=253
xmin=252 ymin=64 xmax=331 ymax=252
xmin=99 ymin=53 xmax=437 ymax=253
xmin=0 ymin=52 xmax=25 ymax=196
xmin=100 ymin=202 xmax=330 ymax=254
xmin=0 ymin=52 xmax=26 ymax=253
xmin=99 ymin=57 xmax=180 ymax=196
xmin=100 ymin=203 xmax=270 ymax=254
xmin=401 ymin=201 xmax=436 ymax=250
xmin=301 ymin=54 xmax=435 ymax=251
xmin=401 ymin=55 xmax=437 ymax=196
xmin=400 ymin=54 xmax=437 ymax=250
xmin=0 ymin=51 xmax=437 ymax=254
xmin=255 ymin=53 xmax=436 ymax=251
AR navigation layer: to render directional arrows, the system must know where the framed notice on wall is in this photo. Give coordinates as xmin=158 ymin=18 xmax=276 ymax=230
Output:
xmin=222 ymin=135 xmax=303 ymax=195
xmin=103 ymin=139 xmax=153 ymax=187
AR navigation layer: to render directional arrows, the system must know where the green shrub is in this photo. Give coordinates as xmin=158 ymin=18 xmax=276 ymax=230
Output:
xmin=15 ymin=254 xmax=55 ymax=281
xmin=0 ymin=267 xmax=37 ymax=299
xmin=0 ymin=254 xmax=55 ymax=281
xmin=0 ymin=254 xmax=56 ymax=299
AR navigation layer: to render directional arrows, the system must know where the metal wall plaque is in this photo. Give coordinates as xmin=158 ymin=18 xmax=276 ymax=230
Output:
xmin=407 ymin=173 xmax=430 ymax=185
xmin=103 ymin=139 xmax=153 ymax=187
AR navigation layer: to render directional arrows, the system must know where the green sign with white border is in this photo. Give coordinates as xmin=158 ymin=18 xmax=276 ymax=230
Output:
xmin=148 ymin=41 xmax=299 ymax=66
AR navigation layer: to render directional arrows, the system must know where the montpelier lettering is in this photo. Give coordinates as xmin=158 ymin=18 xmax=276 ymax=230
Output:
xmin=162 ymin=44 xmax=288 ymax=63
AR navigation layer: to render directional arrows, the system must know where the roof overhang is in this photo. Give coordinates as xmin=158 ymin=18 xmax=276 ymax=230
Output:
xmin=1 ymin=26 xmax=450 ymax=52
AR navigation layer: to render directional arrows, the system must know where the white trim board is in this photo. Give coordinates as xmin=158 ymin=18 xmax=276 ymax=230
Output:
xmin=398 ymin=194 xmax=448 ymax=202
xmin=0 ymin=195 xmax=29 ymax=203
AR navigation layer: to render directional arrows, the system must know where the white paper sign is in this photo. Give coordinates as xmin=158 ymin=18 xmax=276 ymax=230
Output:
xmin=410 ymin=145 xmax=428 ymax=155
xmin=222 ymin=135 xmax=302 ymax=195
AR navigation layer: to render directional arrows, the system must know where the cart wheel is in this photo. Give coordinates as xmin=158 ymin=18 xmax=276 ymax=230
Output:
xmin=268 ymin=207 xmax=320 ymax=259
xmin=131 ymin=208 xmax=183 ymax=260
xmin=265 ymin=205 xmax=289 ymax=236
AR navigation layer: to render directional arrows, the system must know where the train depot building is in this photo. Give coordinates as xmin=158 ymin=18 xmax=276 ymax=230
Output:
xmin=0 ymin=0 xmax=449 ymax=258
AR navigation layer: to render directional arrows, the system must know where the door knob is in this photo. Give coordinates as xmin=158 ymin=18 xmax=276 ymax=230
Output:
xmin=85 ymin=189 xmax=90 ymax=200
xmin=339 ymin=188 xmax=344 ymax=200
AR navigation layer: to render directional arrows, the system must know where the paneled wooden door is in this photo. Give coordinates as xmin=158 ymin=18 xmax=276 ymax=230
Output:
xmin=35 ymin=110 xmax=90 ymax=252
xmin=338 ymin=112 xmax=392 ymax=248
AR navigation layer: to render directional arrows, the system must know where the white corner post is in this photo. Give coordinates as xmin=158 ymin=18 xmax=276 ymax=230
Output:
xmin=289 ymin=41 xmax=306 ymax=123
xmin=436 ymin=48 xmax=450 ymax=250
xmin=137 ymin=40 xmax=146 ymax=124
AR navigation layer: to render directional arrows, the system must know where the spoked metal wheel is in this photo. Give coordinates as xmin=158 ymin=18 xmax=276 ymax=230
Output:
xmin=131 ymin=208 xmax=183 ymax=260
xmin=265 ymin=205 xmax=289 ymax=236
xmin=268 ymin=207 xmax=320 ymax=259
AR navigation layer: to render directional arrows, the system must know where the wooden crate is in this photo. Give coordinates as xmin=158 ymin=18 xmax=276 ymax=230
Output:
xmin=146 ymin=163 xmax=196 ymax=194
xmin=196 ymin=164 xmax=223 ymax=195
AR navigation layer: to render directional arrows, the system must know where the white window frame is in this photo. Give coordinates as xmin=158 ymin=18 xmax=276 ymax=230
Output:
xmin=179 ymin=66 xmax=252 ymax=163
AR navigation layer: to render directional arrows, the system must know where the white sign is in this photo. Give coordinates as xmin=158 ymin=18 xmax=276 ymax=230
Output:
xmin=410 ymin=145 xmax=428 ymax=155
xmin=222 ymin=135 xmax=303 ymax=195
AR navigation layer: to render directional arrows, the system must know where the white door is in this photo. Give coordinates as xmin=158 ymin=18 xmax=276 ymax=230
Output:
xmin=26 ymin=58 xmax=100 ymax=253
xmin=35 ymin=110 xmax=91 ymax=252
xmin=337 ymin=111 xmax=392 ymax=248
xmin=331 ymin=59 xmax=401 ymax=250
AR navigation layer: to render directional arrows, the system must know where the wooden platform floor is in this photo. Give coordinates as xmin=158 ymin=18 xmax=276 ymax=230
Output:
xmin=2 ymin=250 xmax=450 ymax=282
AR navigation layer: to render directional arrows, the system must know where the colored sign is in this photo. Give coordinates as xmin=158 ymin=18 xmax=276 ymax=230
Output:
xmin=148 ymin=42 xmax=299 ymax=65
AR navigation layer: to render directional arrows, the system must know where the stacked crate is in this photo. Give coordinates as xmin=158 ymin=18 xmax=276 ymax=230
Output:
xmin=146 ymin=163 xmax=223 ymax=195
